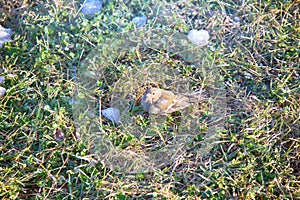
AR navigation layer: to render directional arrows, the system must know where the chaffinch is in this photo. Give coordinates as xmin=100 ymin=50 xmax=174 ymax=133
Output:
xmin=141 ymin=87 xmax=207 ymax=115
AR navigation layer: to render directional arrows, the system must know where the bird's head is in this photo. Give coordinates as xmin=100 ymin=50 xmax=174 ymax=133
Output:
xmin=144 ymin=88 xmax=162 ymax=103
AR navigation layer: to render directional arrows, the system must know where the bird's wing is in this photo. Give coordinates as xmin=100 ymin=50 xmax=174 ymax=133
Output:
xmin=184 ymin=92 xmax=208 ymax=103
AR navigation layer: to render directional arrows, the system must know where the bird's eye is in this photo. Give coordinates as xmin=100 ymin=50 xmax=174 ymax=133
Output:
xmin=152 ymin=92 xmax=155 ymax=95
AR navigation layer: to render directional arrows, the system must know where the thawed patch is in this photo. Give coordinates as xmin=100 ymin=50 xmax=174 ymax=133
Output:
xmin=74 ymin=28 xmax=226 ymax=173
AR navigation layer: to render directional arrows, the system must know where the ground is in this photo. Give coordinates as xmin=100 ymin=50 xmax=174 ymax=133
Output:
xmin=0 ymin=0 xmax=299 ymax=199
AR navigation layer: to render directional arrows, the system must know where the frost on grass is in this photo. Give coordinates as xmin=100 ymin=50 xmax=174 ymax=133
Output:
xmin=74 ymin=29 xmax=227 ymax=173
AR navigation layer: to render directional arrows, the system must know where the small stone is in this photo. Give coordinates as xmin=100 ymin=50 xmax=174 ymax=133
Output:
xmin=0 ymin=25 xmax=12 ymax=47
xmin=132 ymin=16 xmax=147 ymax=28
xmin=187 ymin=29 xmax=210 ymax=47
xmin=0 ymin=76 xmax=4 ymax=85
xmin=102 ymin=107 xmax=121 ymax=124
xmin=0 ymin=87 xmax=6 ymax=98
xmin=234 ymin=16 xmax=241 ymax=23
xmin=81 ymin=0 xmax=103 ymax=16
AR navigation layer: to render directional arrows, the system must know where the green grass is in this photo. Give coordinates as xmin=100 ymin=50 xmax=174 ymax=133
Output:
xmin=0 ymin=0 xmax=299 ymax=199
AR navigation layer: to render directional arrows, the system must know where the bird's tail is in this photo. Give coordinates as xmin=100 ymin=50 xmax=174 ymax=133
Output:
xmin=185 ymin=91 xmax=208 ymax=103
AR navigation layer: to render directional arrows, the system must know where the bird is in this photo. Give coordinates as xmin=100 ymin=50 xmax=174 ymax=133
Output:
xmin=141 ymin=87 xmax=207 ymax=115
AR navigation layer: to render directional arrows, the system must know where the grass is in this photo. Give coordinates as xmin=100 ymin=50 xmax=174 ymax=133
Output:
xmin=0 ymin=0 xmax=299 ymax=199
